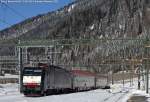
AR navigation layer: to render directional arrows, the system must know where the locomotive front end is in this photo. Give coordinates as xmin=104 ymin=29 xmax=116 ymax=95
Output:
xmin=22 ymin=67 xmax=44 ymax=96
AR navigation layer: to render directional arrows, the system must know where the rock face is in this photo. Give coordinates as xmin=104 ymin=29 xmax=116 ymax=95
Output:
xmin=0 ymin=0 xmax=150 ymax=72
xmin=0 ymin=0 xmax=149 ymax=40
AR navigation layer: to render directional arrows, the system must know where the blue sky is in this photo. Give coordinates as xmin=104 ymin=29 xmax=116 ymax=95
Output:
xmin=0 ymin=0 xmax=73 ymax=30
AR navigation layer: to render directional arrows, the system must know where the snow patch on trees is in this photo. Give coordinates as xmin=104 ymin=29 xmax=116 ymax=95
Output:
xmin=68 ymin=4 xmax=76 ymax=12
xmin=89 ymin=24 xmax=95 ymax=30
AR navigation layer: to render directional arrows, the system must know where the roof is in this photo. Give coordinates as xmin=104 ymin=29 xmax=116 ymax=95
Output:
xmin=71 ymin=70 xmax=95 ymax=76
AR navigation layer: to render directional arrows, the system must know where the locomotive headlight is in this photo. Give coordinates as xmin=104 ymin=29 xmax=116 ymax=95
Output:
xmin=23 ymin=76 xmax=41 ymax=84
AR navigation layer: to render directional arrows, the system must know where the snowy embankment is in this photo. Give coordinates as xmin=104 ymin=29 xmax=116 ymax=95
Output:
xmin=0 ymin=80 xmax=149 ymax=102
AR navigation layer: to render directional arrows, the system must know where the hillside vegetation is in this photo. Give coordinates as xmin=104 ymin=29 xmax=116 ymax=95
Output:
xmin=0 ymin=0 xmax=150 ymax=72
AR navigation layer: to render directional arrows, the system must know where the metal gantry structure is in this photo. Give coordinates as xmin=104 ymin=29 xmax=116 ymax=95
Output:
xmin=0 ymin=36 xmax=149 ymax=92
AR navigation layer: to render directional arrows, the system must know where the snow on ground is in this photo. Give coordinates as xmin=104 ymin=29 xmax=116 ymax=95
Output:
xmin=0 ymin=74 xmax=18 ymax=79
xmin=113 ymin=78 xmax=150 ymax=102
xmin=0 ymin=78 xmax=149 ymax=102
xmin=0 ymin=86 xmax=127 ymax=102
xmin=121 ymin=90 xmax=150 ymax=102
xmin=0 ymin=83 xmax=129 ymax=102
xmin=0 ymin=83 xmax=19 ymax=96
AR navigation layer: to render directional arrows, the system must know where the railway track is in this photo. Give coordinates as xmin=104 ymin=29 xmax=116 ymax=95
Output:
xmin=114 ymin=92 xmax=128 ymax=102
xmin=101 ymin=90 xmax=129 ymax=102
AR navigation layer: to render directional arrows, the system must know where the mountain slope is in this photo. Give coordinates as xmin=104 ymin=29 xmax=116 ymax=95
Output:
xmin=0 ymin=0 xmax=150 ymax=72
xmin=0 ymin=0 xmax=149 ymax=41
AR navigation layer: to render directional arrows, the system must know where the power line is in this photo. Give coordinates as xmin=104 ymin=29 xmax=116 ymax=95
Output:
xmin=0 ymin=2 xmax=26 ymax=29
xmin=0 ymin=3 xmax=10 ymax=26
xmin=0 ymin=2 xmax=27 ymax=19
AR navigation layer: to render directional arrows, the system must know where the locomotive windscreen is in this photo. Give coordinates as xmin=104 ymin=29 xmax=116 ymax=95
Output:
xmin=23 ymin=67 xmax=42 ymax=85
xmin=23 ymin=68 xmax=42 ymax=75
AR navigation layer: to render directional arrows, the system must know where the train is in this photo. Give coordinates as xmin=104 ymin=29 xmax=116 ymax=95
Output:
xmin=22 ymin=63 xmax=109 ymax=96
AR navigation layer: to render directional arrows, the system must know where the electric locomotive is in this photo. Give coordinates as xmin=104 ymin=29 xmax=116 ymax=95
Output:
xmin=22 ymin=64 xmax=72 ymax=96
xmin=22 ymin=64 xmax=109 ymax=96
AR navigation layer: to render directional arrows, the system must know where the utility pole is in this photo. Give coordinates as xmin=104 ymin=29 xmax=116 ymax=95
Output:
xmin=141 ymin=65 xmax=145 ymax=90
xmin=18 ymin=40 xmax=23 ymax=93
xmin=145 ymin=58 xmax=149 ymax=94
xmin=110 ymin=66 xmax=114 ymax=85
xmin=131 ymin=60 xmax=134 ymax=86
xmin=122 ymin=64 xmax=125 ymax=87
xmin=144 ymin=38 xmax=150 ymax=94
xmin=138 ymin=66 xmax=141 ymax=90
